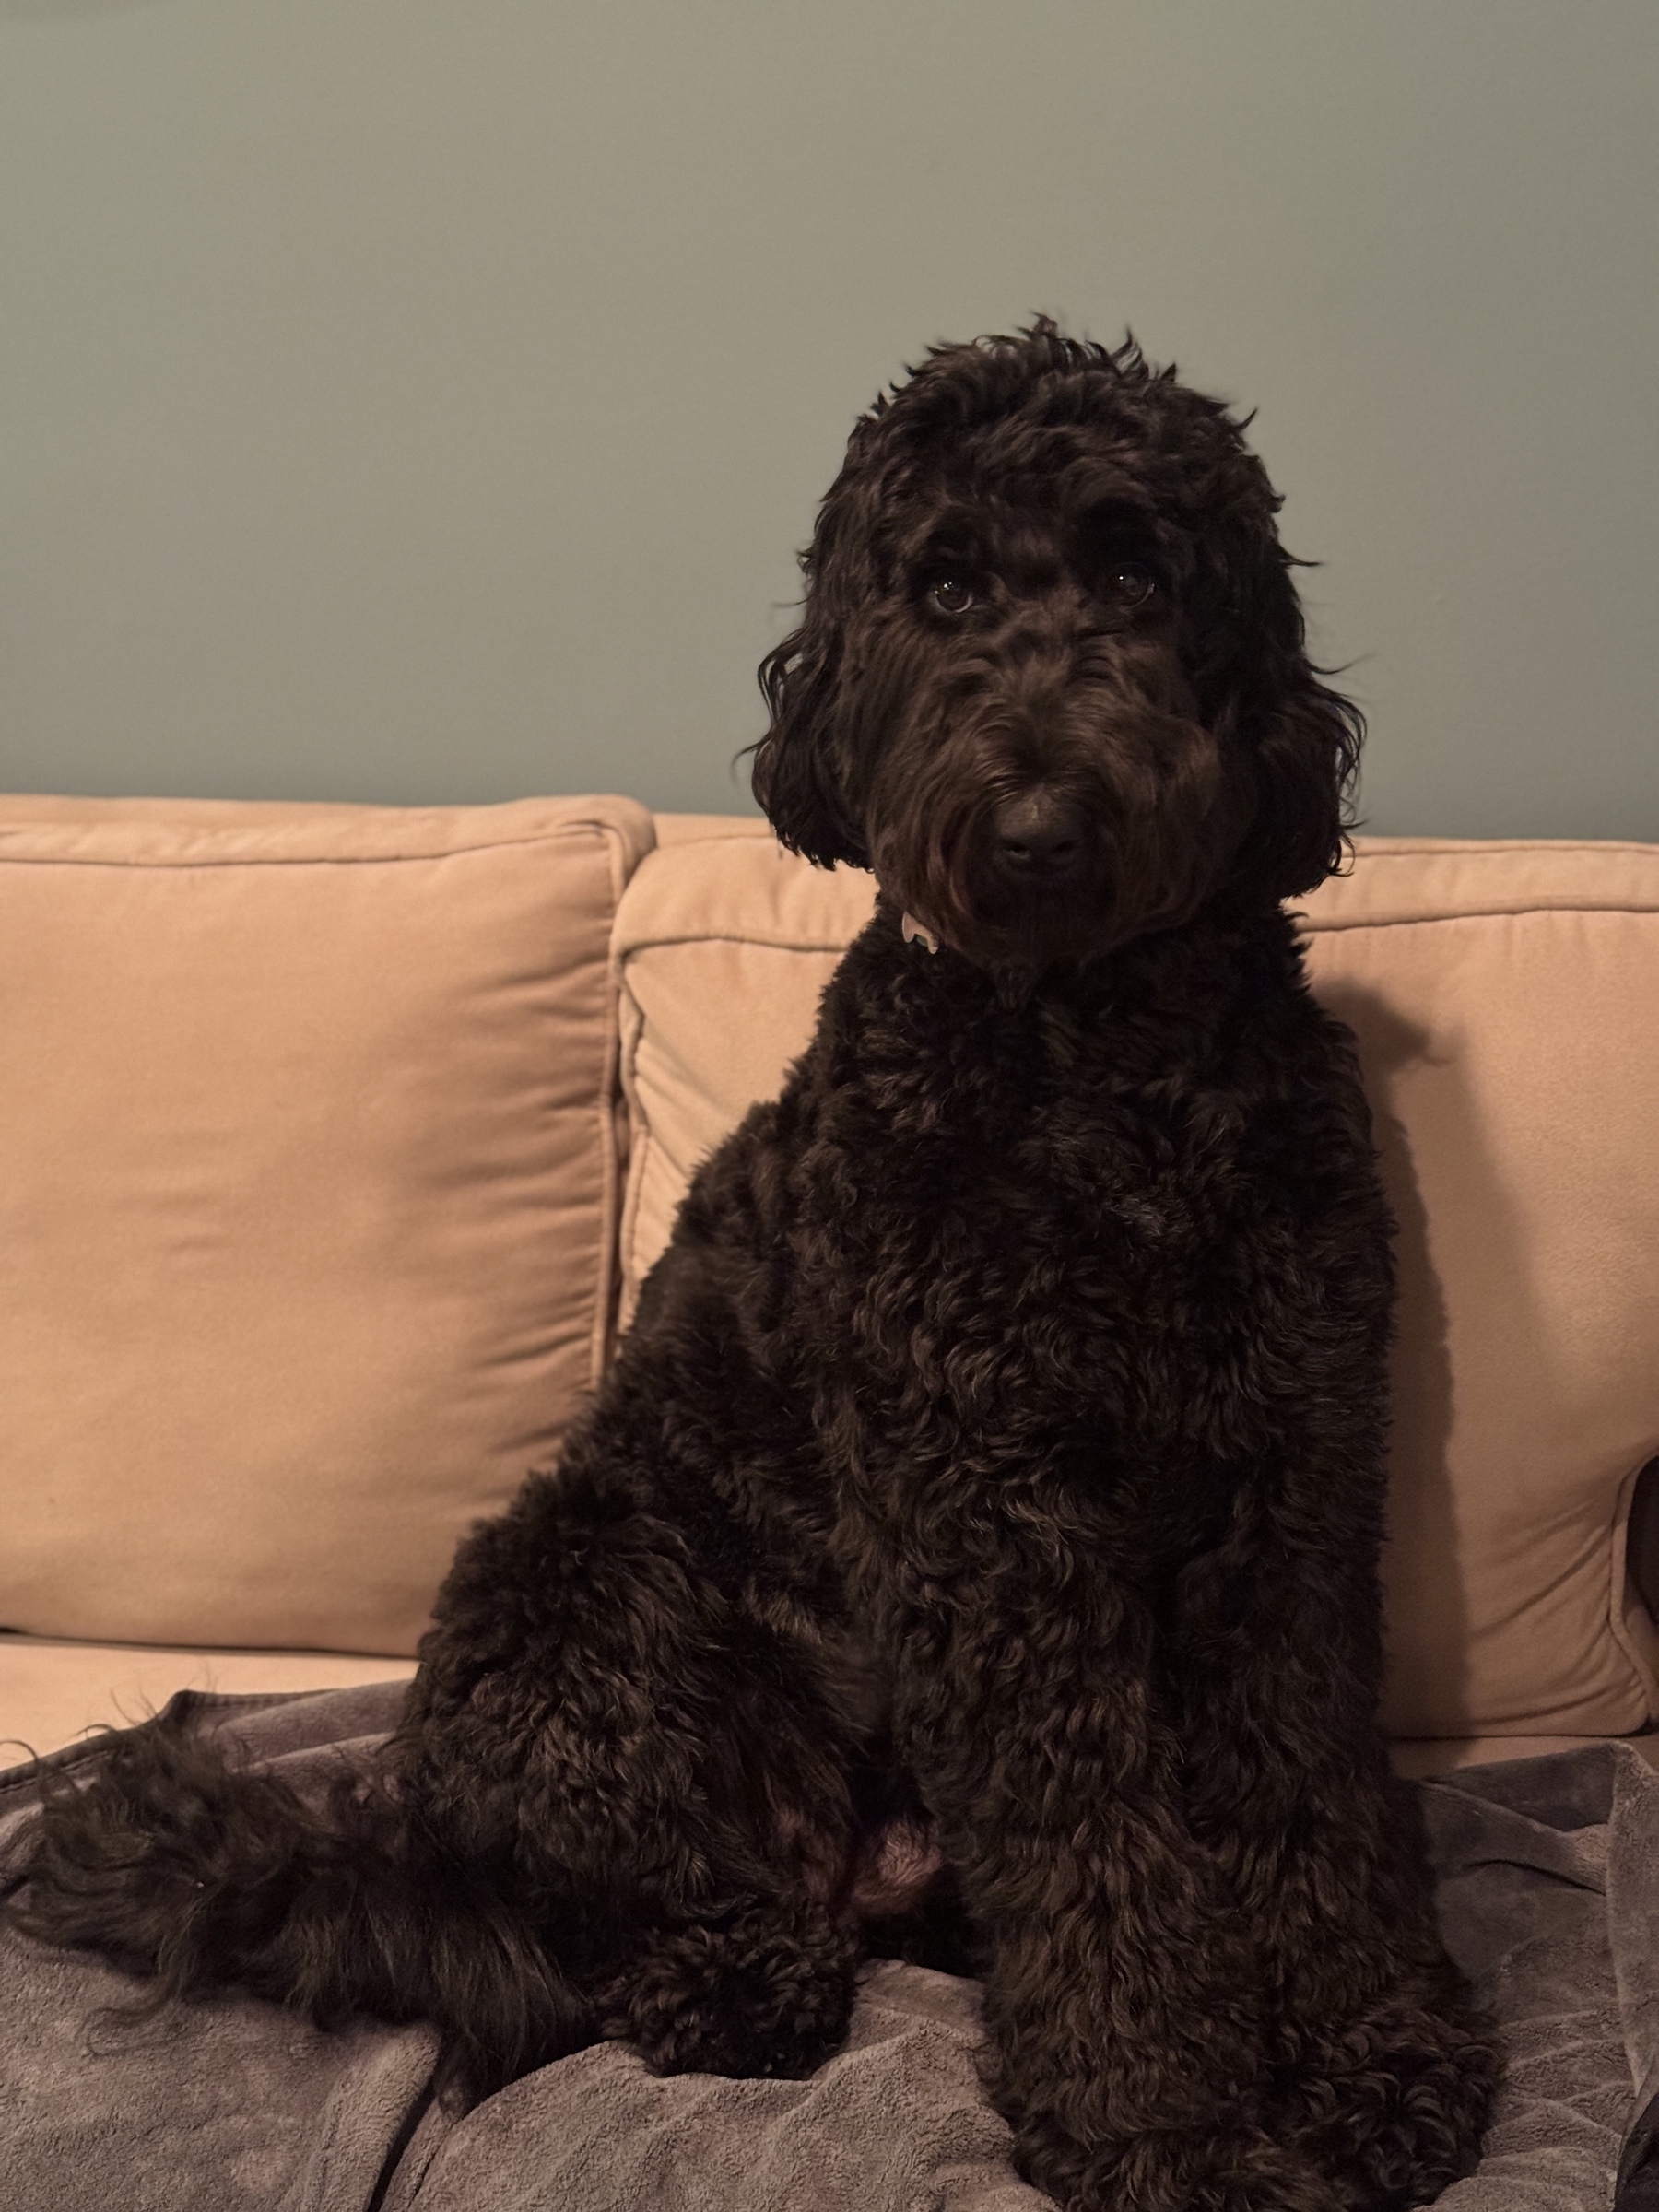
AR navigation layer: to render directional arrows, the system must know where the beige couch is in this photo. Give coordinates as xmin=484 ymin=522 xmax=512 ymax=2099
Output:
xmin=3 ymin=794 xmax=1657 ymax=1783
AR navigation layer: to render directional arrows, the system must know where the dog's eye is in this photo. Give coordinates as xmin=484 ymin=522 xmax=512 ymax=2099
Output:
xmin=1106 ymin=561 xmax=1157 ymax=607
xmin=927 ymin=577 xmax=976 ymax=617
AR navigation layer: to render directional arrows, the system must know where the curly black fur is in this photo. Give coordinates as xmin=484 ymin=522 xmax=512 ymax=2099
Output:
xmin=6 ymin=321 xmax=1496 ymax=2211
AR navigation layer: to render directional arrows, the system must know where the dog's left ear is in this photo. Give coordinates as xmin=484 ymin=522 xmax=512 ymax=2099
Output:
xmin=1246 ymin=654 xmax=1364 ymax=900
xmin=1201 ymin=535 xmax=1365 ymax=902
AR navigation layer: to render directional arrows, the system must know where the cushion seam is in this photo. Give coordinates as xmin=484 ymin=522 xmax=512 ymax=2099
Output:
xmin=612 ymin=928 xmax=869 ymax=959
xmin=614 ymin=982 xmax=653 ymax=1342
xmin=1300 ymin=902 xmax=1659 ymax=932
xmin=584 ymin=819 xmax=649 ymax=1391
xmin=0 ymin=825 xmax=633 ymax=872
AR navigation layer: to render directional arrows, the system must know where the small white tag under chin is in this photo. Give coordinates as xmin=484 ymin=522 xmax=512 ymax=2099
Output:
xmin=900 ymin=912 xmax=939 ymax=955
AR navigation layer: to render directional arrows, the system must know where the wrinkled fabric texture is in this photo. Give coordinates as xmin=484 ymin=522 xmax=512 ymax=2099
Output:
xmin=2 ymin=1684 xmax=1654 ymax=2212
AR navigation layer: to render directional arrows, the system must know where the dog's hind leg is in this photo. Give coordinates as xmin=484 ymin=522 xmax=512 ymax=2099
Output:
xmin=8 ymin=1393 xmax=864 ymax=2097
xmin=388 ymin=1402 xmax=866 ymax=2088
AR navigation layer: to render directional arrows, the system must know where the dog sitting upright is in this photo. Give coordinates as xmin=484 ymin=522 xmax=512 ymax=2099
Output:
xmin=9 ymin=323 xmax=1495 ymax=2211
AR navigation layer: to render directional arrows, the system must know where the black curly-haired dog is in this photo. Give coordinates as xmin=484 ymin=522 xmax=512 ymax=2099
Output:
xmin=8 ymin=322 xmax=1495 ymax=2211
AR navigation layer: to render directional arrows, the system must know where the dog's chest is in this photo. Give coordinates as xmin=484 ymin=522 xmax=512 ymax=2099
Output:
xmin=800 ymin=1029 xmax=1307 ymax=1448
xmin=775 ymin=928 xmax=1393 ymax=1527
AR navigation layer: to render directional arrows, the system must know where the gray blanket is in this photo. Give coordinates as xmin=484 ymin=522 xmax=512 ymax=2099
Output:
xmin=2 ymin=1682 xmax=1654 ymax=2211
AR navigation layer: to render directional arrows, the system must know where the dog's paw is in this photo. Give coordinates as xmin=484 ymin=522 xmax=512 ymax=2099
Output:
xmin=1273 ymin=1996 xmax=1500 ymax=2210
xmin=1020 ymin=2124 xmax=1348 ymax=2212
xmin=603 ymin=1898 xmax=859 ymax=2079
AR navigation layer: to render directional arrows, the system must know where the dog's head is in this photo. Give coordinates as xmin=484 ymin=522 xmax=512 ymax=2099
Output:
xmin=750 ymin=320 xmax=1361 ymax=985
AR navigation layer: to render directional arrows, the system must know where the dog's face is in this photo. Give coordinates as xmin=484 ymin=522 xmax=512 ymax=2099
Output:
xmin=751 ymin=322 xmax=1362 ymax=986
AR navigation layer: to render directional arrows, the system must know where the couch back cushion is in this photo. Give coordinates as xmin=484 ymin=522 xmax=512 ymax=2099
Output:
xmin=614 ymin=822 xmax=866 ymax=1326
xmin=0 ymin=794 xmax=653 ymax=1655
xmin=619 ymin=824 xmax=1659 ymax=1744
xmin=1300 ymin=840 xmax=1659 ymax=1737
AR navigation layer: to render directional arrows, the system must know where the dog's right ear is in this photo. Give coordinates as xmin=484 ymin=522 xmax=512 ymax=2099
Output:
xmin=749 ymin=596 xmax=869 ymax=870
xmin=749 ymin=421 xmax=893 ymax=868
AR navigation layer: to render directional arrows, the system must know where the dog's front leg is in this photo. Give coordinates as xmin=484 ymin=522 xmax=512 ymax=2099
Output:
xmin=1175 ymin=1510 xmax=1498 ymax=2208
xmin=889 ymin=1584 xmax=1347 ymax=2212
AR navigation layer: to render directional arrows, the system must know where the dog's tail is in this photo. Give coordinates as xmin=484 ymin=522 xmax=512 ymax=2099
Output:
xmin=3 ymin=1716 xmax=589 ymax=2098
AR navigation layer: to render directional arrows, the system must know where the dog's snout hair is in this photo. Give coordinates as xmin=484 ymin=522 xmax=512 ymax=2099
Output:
xmin=860 ymin=629 xmax=1252 ymax=982
xmin=751 ymin=318 xmax=1362 ymax=986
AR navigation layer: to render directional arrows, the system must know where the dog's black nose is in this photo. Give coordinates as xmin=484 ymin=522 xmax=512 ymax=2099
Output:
xmin=992 ymin=791 xmax=1088 ymax=877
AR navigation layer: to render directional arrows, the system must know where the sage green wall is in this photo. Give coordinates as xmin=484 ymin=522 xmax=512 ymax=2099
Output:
xmin=2 ymin=1 xmax=1653 ymax=835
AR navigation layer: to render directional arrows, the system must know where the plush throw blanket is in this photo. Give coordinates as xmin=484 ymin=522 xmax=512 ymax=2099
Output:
xmin=2 ymin=1683 xmax=1655 ymax=2211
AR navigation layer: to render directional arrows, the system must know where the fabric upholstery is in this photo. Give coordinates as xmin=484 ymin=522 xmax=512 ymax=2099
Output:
xmin=0 ymin=794 xmax=653 ymax=1659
